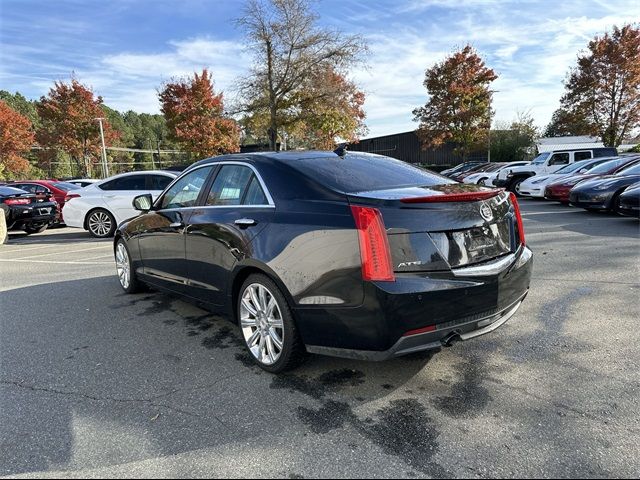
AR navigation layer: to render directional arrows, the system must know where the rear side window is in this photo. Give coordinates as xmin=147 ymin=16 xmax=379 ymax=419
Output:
xmin=288 ymin=154 xmax=451 ymax=193
xmin=147 ymin=175 xmax=173 ymax=191
xmin=206 ymin=165 xmax=267 ymax=206
xmin=52 ymin=182 xmax=80 ymax=191
xmin=100 ymin=175 xmax=147 ymax=191
xmin=594 ymin=148 xmax=617 ymax=158
xmin=574 ymin=151 xmax=592 ymax=161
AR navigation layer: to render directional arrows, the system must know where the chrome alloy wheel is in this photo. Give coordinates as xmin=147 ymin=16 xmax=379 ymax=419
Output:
xmin=115 ymin=242 xmax=131 ymax=290
xmin=240 ymin=283 xmax=284 ymax=366
xmin=89 ymin=211 xmax=112 ymax=237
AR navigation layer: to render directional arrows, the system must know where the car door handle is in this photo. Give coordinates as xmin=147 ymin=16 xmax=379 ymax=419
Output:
xmin=169 ymin=222 xmax=184 ymax=229
xmin=234 ymin=218 xmax=257 ymax=227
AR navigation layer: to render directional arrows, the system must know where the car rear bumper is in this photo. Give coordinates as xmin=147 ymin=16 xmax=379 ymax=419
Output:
xmin=6 ymin=204 xmax=57 ymax=229
xmin=298 ymin=246 xmax=533 ymax=359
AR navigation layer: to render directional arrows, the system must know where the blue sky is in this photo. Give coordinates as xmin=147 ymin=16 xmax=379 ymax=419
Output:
xmin=1 ymin=0 xmax=638 ymax=138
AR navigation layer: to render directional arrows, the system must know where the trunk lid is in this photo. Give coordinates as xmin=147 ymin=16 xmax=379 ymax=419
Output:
xmin=348 ymin=184 xmax=517 ymax=272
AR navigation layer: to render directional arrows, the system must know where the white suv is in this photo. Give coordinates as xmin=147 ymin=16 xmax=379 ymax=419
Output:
xmin=494 ymin=147 xmax=617 ymax=193
xmin=63 ymin=171 xmax=177 ymax=238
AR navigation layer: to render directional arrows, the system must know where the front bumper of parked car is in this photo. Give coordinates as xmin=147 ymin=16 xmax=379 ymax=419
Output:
xmin=299 ymin=246 xmax=533 ymax=360
xmin=569 ymin=191 xmax=612 ymax=210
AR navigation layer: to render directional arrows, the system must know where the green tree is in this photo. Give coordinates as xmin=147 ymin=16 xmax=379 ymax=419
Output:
xmin=413 ymin=45 xmax=498 ymax=160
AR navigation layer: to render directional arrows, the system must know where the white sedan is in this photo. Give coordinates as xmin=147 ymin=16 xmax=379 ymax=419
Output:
xmin=63 ymin=171 xmax=177 ymax=238
xmin=463 ymin=161 xmax=531 ymax=186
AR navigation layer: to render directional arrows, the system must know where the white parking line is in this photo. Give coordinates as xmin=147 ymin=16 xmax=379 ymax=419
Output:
xmin=0 ymin=258 xmax=113 ymax=265
xmin=13 ymin=245 xmax=111 ymax=260
xmin=522 ymin=210 xmax=579 ymax=215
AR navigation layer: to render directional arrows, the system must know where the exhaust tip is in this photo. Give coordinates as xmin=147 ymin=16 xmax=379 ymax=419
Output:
xmin=441 ymin=331 xmax=462 ymax=348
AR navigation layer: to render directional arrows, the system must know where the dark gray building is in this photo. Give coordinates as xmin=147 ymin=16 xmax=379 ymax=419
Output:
xmin=347 ymin=131 xmax=487 ymax=167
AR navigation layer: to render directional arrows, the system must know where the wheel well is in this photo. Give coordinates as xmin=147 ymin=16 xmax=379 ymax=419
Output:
xmin=83 ymin=207 xmax=112 ymax=230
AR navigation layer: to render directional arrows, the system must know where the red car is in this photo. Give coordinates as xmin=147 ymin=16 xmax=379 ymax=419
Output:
xmin=544 ymin=156 xmax=640 ymax=203
xmin=7 ymin=180 xmax=82 ymax=223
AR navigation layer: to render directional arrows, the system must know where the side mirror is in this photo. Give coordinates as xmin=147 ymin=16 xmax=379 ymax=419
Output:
xmin=133 ymin=194 xmax=153 ymax=211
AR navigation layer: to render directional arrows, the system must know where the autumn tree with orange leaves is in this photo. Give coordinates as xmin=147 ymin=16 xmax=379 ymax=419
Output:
xmin=159 ymin=69 xmax=239 ymax=159
xmin=0 ymin=100 xmax=34 ymax=178
xmin=413 ymin=45 xmax=497 ymax=160
xmin=37 ymin=78 xmax=118 ymax=177
xmin=559 ymin=24 xmax=640 ymax=147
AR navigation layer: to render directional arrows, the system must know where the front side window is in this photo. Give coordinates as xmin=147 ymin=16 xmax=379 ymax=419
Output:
xmin=160 ymin=167 xmax=212 ymax=210
xmin=549 ymin=153 xmax=570 ymax=166
xmin=206 ymin=165 xmax=267 ymax=206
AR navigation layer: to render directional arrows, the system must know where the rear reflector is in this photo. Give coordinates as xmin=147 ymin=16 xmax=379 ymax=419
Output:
xmin=403 ymin=325 xmax=436 ymax=337
xmin=4 ymin=198 xmax=31 ymax=205
xmin=509 ymin=192 xmax=525 ymax=245
xmin=401 ymin=190 xmax=502 ymax=203
xmin=350 ymin=205 xmax=395 ymax=282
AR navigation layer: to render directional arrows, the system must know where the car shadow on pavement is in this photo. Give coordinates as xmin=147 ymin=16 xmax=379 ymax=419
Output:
xmin=0 ymin=276 xmax=446 ymax=477
xmin=6 ymin=229 xmax=103 ymax=245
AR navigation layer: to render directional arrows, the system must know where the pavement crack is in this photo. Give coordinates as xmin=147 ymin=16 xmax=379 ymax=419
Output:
xmin=0 ymin=379 xmax=199 ymax=418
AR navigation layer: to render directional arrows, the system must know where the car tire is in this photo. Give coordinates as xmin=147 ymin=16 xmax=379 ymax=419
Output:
xmin=114 ymin=239 xmax=143 ymax=294
xmin=508 ymin=177 xmax=526 ymax=196
xmin=87 ymin=209 xmax=116 ymax=238
xmin=23 ymin=224 xmax=48 ymax=235
xmin=238 ymin=274 xmax=306 ymax=373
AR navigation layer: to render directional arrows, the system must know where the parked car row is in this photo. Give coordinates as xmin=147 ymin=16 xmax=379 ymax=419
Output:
xmin=0 ymin=172 xmax=176 ymax=236
xmin=441 ymin=149 xmax=640 ymax=218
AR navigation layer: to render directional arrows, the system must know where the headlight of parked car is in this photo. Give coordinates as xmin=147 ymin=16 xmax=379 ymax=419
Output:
xmin=593 ymin=181 xmax=617 ymax=191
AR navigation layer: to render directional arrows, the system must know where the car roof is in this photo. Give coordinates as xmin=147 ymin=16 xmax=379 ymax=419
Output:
xmin=96 ymin=170 xmax=177 ymax=184
xmin=0 ymin=186 xmax=30 ymax=195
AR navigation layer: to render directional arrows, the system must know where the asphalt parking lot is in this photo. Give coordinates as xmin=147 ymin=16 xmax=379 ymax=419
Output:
xmin=1 ymin=199 xmax=639 ymax=479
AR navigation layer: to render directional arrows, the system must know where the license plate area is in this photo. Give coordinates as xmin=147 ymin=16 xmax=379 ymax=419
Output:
xmin=430 ymin=220 xmax=512 ymax=268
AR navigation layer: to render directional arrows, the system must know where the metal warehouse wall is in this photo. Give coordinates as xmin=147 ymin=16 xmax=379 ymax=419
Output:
xmin=347 ymin=131 xmax=476 ymax=166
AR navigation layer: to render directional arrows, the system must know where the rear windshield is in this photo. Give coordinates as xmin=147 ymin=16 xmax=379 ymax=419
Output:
xmin=52 ymin=182 xmax=81 ymax=191
xmin=288 ymin=154 xmax=452 ymax=193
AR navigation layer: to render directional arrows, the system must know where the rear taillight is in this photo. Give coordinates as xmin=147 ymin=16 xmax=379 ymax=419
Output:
xmin=65 ymin=193 xmax=81 ymax=202
xmin=4 ymin=198 xmax=31 ymax=205
xmin=400 ymin=190 xmax=502 ymax=203
xmin=350 ymin=206 xmax=395 ymax=282
xmin=509 ymin=192 xmax=525 ymax=246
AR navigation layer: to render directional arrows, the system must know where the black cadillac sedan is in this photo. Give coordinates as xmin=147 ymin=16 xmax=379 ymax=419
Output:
xmin=114 ymin=151 xmax=533 ymax=372
xmin=0 ymin=185 xmax=57 ymax=234
xmin=569 ymin=162 xmax=640 ymax=212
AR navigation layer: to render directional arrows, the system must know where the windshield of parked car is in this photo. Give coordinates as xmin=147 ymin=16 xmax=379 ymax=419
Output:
xmin=531 ymin=152 xmax=550 ymax=164
xmin=289 ymin=154 xmax=452 ymax=193
xmin=555 ymin=159 xmax=592 ymax=174
xmin=616 ymin=163 xmax=640 ymax=176
xmin=52 ymin=182 xmax=81 ymax=191
xmin=588 ymin=158 xmax=634 ymax=175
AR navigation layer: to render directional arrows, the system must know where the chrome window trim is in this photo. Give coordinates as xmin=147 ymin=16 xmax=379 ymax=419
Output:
xmin=155 ymin=161 xmax=275 ymax=211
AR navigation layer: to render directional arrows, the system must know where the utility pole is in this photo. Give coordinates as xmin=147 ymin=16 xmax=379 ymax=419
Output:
xmin=157 ymin=140 xmax=162 ymax=169
xmin=95 ymin=118 xmax=109 ymax=178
